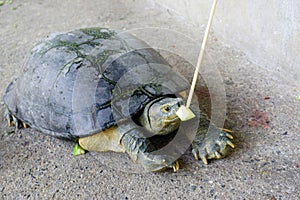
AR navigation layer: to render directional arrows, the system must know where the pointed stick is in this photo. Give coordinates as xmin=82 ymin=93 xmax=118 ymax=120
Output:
xmin=186 ymin=0 xmax=218 ymax=108
xmin=177 ymin=0 xmax=218 ymax=121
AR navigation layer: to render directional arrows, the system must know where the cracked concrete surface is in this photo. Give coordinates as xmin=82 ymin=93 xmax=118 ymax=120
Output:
xmin=0 ymin=0 xmax=299 ymax=199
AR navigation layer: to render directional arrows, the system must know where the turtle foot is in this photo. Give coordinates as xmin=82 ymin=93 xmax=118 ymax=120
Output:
xmin=137 ymin=152 xmax=180 ymax=172
xmin=5 ymin=109 xmax=28 ymax=129
xmin=121 ymin=130 xmax=179 ymax=172
xmin=192 ymin=130 xmax=234 ymax=165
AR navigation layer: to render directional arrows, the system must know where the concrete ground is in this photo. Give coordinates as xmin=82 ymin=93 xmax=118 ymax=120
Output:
xmin=0 ymin=0 xmax=299 ymax=199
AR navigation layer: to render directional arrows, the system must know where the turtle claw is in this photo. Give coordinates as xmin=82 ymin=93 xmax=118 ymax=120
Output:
xmin=5 ymin=109 xmax=29 ymax=129
xmin=5 ymin=111 xmax=13 ymax=127
xmin=201 ymin=155 xmax=208 ymax=165
xmin=5 ymin=109 xmax=19 ymax=128
xmin=192 ymin=148 xmax=199 ymax=160
xmin=12 ymin=115 xmax=19 ymax=129
xmin=192 ymin=129 xmax=234 ymax=164
xmin=22 ymin=122 xmax=29 ymax=128
xmin=214 ymin=151 xmax=222 ymax=159
xmin=225 ymin=132 xmax=234 ymax=140
xmin=172 ymin=161 xmax=180 ymax=172
xmin=227 ymin=140 xmax=235 ymax=148
xmin=192 ymin=148 xmax=208 ymax=164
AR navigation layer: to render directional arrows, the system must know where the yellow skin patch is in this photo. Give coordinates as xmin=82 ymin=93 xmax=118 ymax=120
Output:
xmin=178 ymin=91 xmax=188 ymax=99
xmin=79 ymin=127 xmax=125 ymax=153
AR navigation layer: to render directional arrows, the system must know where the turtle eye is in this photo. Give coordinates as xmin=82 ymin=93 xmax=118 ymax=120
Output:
xmin=161 ymin=105 xmax=171 ymax=113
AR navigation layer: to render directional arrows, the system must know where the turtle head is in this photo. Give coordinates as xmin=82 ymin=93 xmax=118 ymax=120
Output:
xmin=138 ymin=97 xmax=183 ymax=135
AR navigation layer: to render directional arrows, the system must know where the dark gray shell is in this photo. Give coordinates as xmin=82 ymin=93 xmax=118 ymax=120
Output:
xmin=4 ymin=28 xmax=189 ymax=139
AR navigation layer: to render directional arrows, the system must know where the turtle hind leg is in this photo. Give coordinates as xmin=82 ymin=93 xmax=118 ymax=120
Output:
xmin=5 ymin=109 xmax=29 ymax=129
xmin=121 ymin=128 xmax=179 ymax=172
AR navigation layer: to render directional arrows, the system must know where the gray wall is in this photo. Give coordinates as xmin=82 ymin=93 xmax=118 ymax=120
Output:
xmin=153 ymin=0 xmax=300 ymax=83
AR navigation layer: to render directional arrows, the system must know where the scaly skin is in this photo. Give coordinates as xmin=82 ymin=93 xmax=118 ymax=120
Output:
xmin=192 ymin=112 xmax=234 ymax=165
xmin=121 ymin=127 xmax=179 ymax=172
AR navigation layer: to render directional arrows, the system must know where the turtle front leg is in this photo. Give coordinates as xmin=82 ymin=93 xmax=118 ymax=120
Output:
xmin=121 ymin=128 xmax=179 ymax=172
xmin=192 ymin=113 xmax=234 ymax=164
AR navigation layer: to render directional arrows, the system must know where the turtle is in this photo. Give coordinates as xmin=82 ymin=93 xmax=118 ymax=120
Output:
xmin=3 ymin=27 xmax=234 ymax=172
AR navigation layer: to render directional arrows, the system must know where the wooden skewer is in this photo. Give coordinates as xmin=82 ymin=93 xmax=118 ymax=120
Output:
xmin=176 ymin=0 xmax=218 ymax=121
xmin=186 ymin=0 xmax=218 ymax=108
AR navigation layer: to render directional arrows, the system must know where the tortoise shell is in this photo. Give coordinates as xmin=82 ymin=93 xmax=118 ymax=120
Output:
xmin=4 ymin=28 xmax=189 ymax=138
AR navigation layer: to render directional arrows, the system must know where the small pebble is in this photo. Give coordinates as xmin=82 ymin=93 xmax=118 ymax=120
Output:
xmin=282 ymin=131 xmax=288 ymax=135
xmin=191 ymin=185 xmax=197 ymax=191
